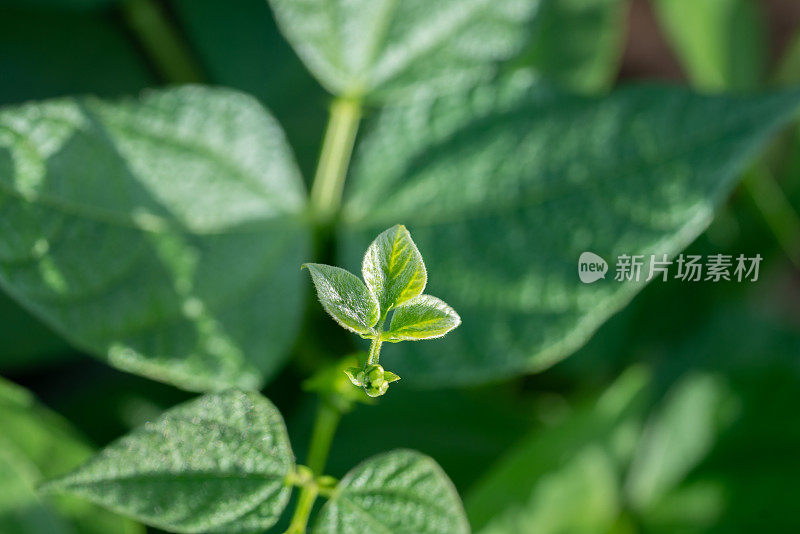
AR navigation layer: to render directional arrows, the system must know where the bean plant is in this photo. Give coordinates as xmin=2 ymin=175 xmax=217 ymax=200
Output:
xmin=2 ymin=0 xmax=800 ymax=533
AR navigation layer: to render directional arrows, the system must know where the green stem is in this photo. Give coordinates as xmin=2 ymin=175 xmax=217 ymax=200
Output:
xmin=285 ymin=483 xmax=319 ymax=534
xmin=742 ymin=165 xmax=800 ymax=268
xmin=284 ymin=400 xmax=342 ymax=533
xmin=310 ymin=97 xmax=362 ymax=223
xmin=367 ymin=337 xmax=383 ymax=366
xmin=120 ymin=0 xmax=204 ymax=84
xmin=306 ymin=400 xmax=342 ymax=474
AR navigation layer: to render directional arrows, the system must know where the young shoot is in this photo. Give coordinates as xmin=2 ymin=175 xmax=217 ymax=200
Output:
xmin=303 ymin=224 xmax=461 ymax=397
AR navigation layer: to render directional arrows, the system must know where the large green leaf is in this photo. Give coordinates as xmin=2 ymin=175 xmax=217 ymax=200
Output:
xmin=0 ymin=377 xmax=143 ymax=534
xmin=0 ymin=86 xmax=310 ymax=391
xmin=650 ymin=0 xmax=766 ymax=91
xmin=339 ymin=76 xmax=800 ymax=386
xmin=521 ymin=0 xmax=629 ymax=92
xmin=43 ymin=390 xmax=295 ymax=533
xmin=267 ymin=0 xmax=540 ymax=100
xmin=170 ymin=0 xmax=329 ymax=180
xmin=314 ymin=449 xmax=469 ymax=534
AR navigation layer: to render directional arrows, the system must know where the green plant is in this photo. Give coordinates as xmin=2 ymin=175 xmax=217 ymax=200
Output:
xmin=304 ymin=224 xmax=460 ymax=397
xmin=4 ymin=1 xmax=800 ymax=533
xmin=37 ymin=225 xmax=467 ymax=534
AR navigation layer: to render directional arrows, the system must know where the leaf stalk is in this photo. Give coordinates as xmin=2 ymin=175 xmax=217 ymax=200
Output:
xmin=309 ymin=97 xmax=362 ymax=223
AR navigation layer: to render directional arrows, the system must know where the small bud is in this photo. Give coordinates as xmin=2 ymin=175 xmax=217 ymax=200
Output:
xmin=366 ymin=364 xmax=384 ymax=383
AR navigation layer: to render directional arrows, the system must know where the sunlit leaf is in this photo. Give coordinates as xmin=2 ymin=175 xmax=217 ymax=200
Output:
xmin=267 ymin=0 xmax=540 ymax=100
xmin=0 ymin=86 xmax=310 ymax=392
xmin=43 ymin=390 xmax=295 ymax=533
xmin=314 ymin=449 xmax=469 ymax=534
xmin=384 ymin=294 xmax=460 ymax=341
xmin=340 ymin=75 xmax=800 ymax=386
xmin=362 ymin=224 xmax=426 ymax=315
xmin=303 ymin=263 xmax=380 ymax=335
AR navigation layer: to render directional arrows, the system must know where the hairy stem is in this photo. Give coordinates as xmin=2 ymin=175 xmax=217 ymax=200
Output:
xmin=310 ymin=97 xmax=362 ymax=223
xmin=285 ymin=400 xmax=342 ymax=533
xmin=120 ymin=0 xmax=204 ymax=84
xmin=367 ymin=336 xmax=383 ymax=366
xmin=743 ymin=165 xmax=800 ymax=268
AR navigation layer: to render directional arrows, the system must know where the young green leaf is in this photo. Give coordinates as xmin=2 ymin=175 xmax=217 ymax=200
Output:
xmin=340 ymin=76 xmax=800 ymax=387
xmin=313 ymin=449 xmax=469 ymax=534
xmin=42 ymin=390 xmax=295 ymax=533
xmin=362 ymin=224 xmax=427 ymax=315
xmin=303 ymin=263 xmax=380 ymax=336
xmin=384 ymin=295 xmax=461 ymax=342
xmin=0 ymin=377 xmax=143 ymax=534
xmin=0 ymin=86 xmax=310 ymax=392
xmin=267 ymin=0 xmax=539 ymax=100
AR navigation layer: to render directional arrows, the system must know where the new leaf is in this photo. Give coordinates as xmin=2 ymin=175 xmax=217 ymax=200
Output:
xmin=384 ymin=294 xmax=461 ymax=342
xmin=304 ymin=263 xmax=380 ymax=336
xmin=362 ymin=224 xmax=427 ymax=316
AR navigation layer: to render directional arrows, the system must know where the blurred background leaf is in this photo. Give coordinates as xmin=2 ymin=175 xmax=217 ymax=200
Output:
xmin=340 ymin=76 xmax=800 ymax=387
xmin=650 ymin=0 xmax=767 ymax=91
xmin=266 ymin=0 xmax=540 ymax=101
xmin=0 ymin=376 xmax=143 ymax=534
xmin=466 ymin=366 xmax=649 ymax=532
xmin=517 ymin=0 xmax=630 ymax=93
xmin=0 ymin=87 xmax=309 ymax=392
